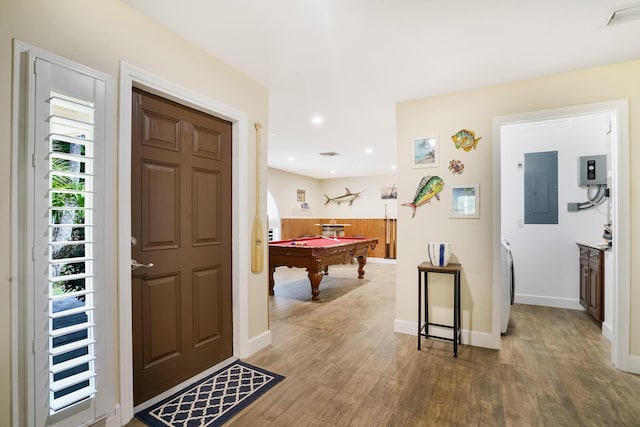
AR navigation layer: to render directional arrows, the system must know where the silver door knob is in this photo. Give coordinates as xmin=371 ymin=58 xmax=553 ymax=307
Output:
xmin=131 ymin=259 xmax=154 ymax=271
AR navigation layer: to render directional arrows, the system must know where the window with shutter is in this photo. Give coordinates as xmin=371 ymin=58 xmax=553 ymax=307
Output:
xmin=47 ymin=92 xmax=97 ymax=412
xmin=16 ymin=45 xmax=115 ymax=427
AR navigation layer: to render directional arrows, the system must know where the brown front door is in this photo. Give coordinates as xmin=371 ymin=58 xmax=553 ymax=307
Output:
xmin=131 ymin=88 xmax=233 ymax=405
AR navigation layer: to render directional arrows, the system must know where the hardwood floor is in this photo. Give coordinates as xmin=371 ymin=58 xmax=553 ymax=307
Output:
xmin=127 ymin=263 xmax=640 ymax=426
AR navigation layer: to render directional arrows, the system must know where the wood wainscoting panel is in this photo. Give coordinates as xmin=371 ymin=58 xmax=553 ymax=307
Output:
xmin=278 ymin=218 xmax=394 ymax=259
xmin=279 ymin=218 xmax=318 ymax=239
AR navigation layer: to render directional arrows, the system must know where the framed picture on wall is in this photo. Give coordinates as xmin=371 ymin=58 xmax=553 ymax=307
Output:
xmin=296 ymin=189 xmax=306 ymax=202
xmin=451 ymin=185 xmax=480 ymax=218
xmin=380 ymin=184 xmax=397 ymax=199
xmin=412 ymin=137 xmax=438 ymax=168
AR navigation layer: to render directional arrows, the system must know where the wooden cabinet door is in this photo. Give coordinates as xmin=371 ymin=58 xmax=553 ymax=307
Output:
xmin=578 ymin=247 xmax=589 ymax=309
xmin=588 ymin=250 xmax=603 ymax=321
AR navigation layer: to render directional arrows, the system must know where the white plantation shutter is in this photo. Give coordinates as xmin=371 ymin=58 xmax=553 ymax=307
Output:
xmin=47 ymin=95 xmax=97 ymax=412
xmin=29 ymin=54 xmax=112 ymax=426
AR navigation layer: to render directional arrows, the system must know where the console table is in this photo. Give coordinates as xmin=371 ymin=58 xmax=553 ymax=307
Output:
xmin=417 ymin=262 xmax=462 ymax=357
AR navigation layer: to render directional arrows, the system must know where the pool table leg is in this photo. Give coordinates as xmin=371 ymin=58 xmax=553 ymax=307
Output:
xmin=269 ymin=264 xmax=275 ymax=295
xmin=308 ymin=270 xmax=323 ymax=301
xmin=357 ymin=255 xmax=367 ymax=279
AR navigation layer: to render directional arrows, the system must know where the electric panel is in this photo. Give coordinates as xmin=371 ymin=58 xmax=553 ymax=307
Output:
xmin=524 ymin=151 xmax=558 ymax=224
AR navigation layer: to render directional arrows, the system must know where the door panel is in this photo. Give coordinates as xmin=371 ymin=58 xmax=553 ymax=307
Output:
xmin=141 ymin=274 xmax=182 ymax=369
xmin=141 ymin=161 xmax=180 ymax=250
xmin=143 ymin=110 xmax=180 ymax=151
xmin=192 ymin=169 xmax=221 ymax=246
xmin=192 ymin=267 xmax=222 ymax=346
xmin=192 ymin=125 xmax=222 ymax=159
xmin=132 ymin=88 xmax=233 ymax=405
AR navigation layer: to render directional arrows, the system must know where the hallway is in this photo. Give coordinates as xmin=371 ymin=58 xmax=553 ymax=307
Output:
xmin=130 ymin=263 xmax=640 ymax=425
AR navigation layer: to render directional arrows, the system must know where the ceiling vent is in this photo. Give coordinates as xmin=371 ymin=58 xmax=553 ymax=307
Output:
xmin=605 ymin=2 xmax=640 ymax=26
xmin=319 ymin=151 xmax=340 ymax=157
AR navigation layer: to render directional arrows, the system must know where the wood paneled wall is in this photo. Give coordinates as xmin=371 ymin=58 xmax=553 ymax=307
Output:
xmin=278 ymin=218 xmax=397 ymax=259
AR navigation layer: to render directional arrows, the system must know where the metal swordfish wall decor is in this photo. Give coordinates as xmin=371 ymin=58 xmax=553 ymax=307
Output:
xmin=323 ymin=188 xmax=365 ymax=206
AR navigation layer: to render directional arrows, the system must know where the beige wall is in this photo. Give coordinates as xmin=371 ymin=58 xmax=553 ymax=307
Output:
xmin=320 ymin=175 xmax=398 ymax=219
xmin=396 ymin=60 xmax=639 ymax=353
xmin=268 ymin=168 xmax=398 ymax=222
xmin=1 ymin=0 xmax=269 ymax=423
xmin=268 ymin=167 xmax=323 ymax=219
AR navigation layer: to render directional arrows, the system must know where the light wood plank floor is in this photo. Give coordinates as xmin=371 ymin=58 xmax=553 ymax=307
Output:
xmin=128 ymin=263 xmax=640 ymax=426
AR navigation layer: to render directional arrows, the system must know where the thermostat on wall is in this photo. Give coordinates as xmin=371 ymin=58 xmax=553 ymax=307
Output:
xmin=578 ymin=155 xmax=606 ymax=186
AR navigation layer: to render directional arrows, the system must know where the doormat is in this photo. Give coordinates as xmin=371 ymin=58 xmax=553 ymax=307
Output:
xmin=135 ymin=361 xmax=284 ymax=426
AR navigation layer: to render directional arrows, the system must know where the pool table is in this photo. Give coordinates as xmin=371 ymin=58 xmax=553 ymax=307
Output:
xmin=268 ymin=236 xmax=378 ymax=301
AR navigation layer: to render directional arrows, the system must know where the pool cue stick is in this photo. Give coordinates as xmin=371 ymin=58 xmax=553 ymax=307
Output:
xmin=251 ymin=123 xmax=264 ymax=273
xmin=316 ymin=234 xmax=338 ymax=241
xmin=385 ymin=204 xmax=390 ymax=258
xmin=391 ymin=217 xmax=397 ymax=258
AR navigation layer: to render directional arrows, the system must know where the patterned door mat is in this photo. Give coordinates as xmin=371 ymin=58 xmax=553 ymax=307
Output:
xmin=135 ymin=361 xmax=284 ymax=426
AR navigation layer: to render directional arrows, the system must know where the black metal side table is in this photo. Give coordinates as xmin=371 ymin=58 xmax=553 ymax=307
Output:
xmin=417 ymin=261 xmax=462 ymax=357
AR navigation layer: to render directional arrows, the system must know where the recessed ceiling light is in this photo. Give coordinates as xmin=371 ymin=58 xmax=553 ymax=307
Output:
xmin=311 ymin=116 xmax=323 ymax=125
xmin=330 ymin=170 xmax=336 ymax=174
xmin=391 ymin=165 xmax=397 ymax=170
xmin=288 ymin=157 xmax=295 ymax=162
xmin=365 ymin=148 xmax=373 ymax=154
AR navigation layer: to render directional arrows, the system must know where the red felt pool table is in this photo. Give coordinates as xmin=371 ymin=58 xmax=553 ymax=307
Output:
xmin=268 ymin=236 xmax=378 ymax=301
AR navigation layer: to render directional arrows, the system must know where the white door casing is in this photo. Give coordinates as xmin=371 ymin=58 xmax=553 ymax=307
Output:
xmin=117 ymin=62 xmax=254 ymax=423
xmin=492 ymin=100 xmax=631 ymax=371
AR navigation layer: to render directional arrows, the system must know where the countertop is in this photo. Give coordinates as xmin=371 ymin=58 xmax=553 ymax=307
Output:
xmin=577 ymin=241 xmax=611 ymax=251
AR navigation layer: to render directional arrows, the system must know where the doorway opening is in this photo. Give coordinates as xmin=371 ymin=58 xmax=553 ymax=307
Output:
xmin=492 ymin=100 xmax=630 ymax=371
xmin=130 ymin=88 xmax=234 ymax=405
xmin=117 ymin=63 xmax=253 ymax=421
xmin=267 ymin=190 xmax=281 ymax=242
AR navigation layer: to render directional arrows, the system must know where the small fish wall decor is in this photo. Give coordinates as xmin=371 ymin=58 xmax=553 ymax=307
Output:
xmin=323 ymin=187 xmax=364 ymax=206
xmin=452 ymin=128 xmax=481 ymax=151
xmin=401 ymin=175 xmax=444 ymax=218
xmin=448 ymin=159 xmax=465 ymax=174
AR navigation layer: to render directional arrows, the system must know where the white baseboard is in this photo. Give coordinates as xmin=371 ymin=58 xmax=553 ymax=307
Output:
xmin=367 ymin=257 xmax=397 ymax=264
xmin=393 ymin=319 xmax=496 ymax=350
xmin=628 ymin=354 xmax=640 ymax=374
xmin=602 ymin=321 xmax=614 ymax=343
xmin=248 ymin=330 xmax=272 ymax=356
xmin=393 ymin=319 xmax=416 ymax=336
xmin=106 ymin=404 xmax=120 ymax=427
xmin=514 ymin=293 xmax=583 ymax=310
xmin=468 ymin=330 xmax=495 ymax=349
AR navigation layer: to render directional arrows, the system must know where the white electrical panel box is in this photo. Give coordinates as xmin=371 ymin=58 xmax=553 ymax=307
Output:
xmin=578 ymin=155 xmax=607 ymax=185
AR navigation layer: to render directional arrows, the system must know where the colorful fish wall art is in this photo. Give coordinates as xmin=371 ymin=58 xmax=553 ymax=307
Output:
xmin=401 ymin=175 xmax=444 ymax=218
xmin=451 ymin=128 xmax=481 ymax=151
xmin=448 ymin=159 xmax=465 ymax=174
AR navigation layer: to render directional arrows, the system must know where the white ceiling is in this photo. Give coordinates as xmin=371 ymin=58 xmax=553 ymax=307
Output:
xmin=121 ymin=0 xmax=640 ymax=179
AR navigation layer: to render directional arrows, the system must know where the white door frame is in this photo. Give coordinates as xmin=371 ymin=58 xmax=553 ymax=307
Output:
xmin=117 ymin=62 xmax=252 ymax=422
xmin=491 ymin=100 xmax=631 ymax=371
